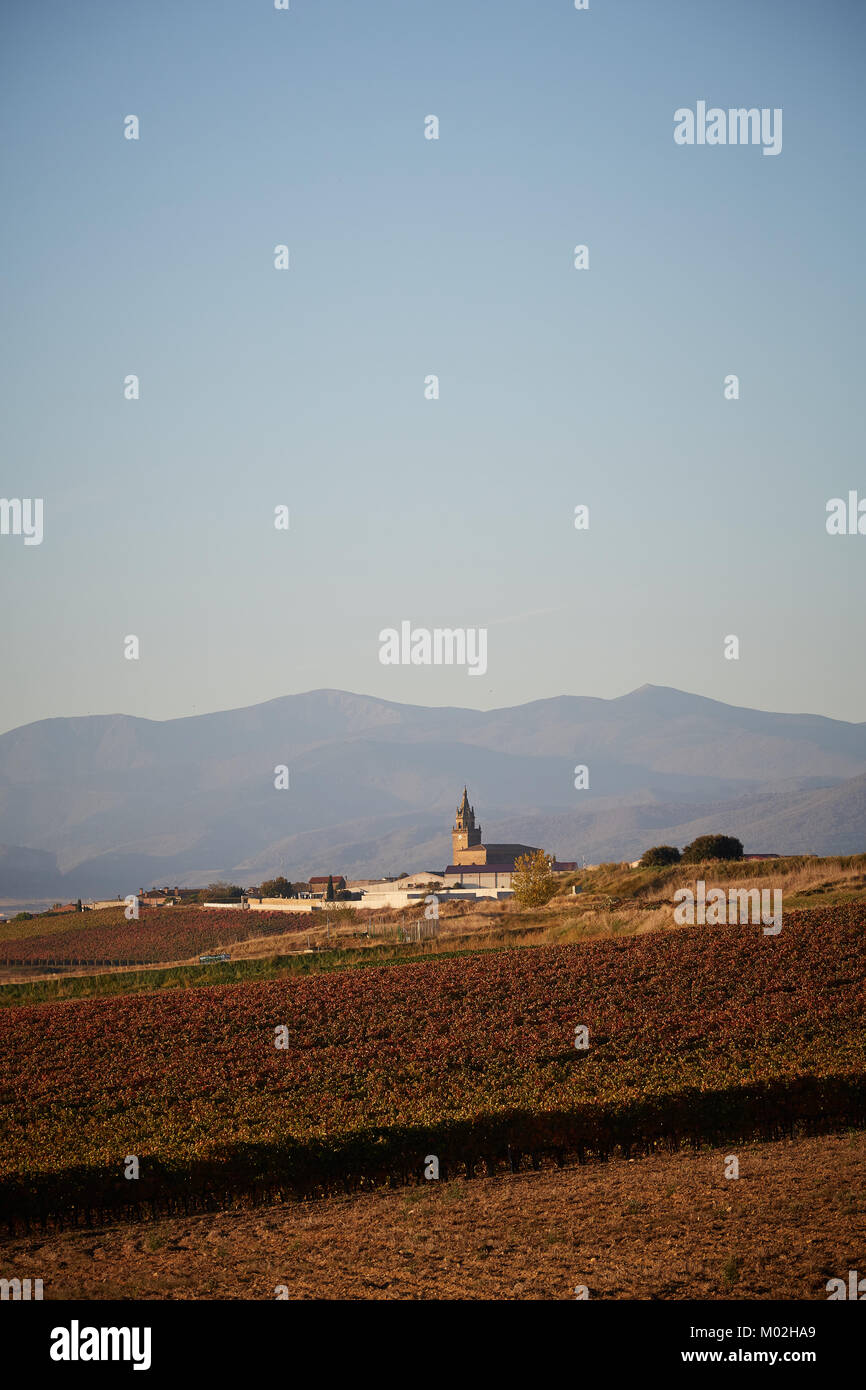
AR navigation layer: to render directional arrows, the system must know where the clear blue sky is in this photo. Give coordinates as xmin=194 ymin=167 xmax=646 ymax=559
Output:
xmin=2 ymin=0 xmax=864 ymax=732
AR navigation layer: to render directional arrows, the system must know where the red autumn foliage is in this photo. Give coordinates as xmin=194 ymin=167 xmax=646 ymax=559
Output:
xmin=1 ymin=905 xmax=863 ymax=1225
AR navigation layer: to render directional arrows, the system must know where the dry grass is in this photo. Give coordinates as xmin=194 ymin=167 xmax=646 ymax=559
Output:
xmin=568 ymin=853 xmax=866 ymax=906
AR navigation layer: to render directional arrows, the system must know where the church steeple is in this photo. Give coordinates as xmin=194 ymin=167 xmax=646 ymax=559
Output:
xmin=453 ymin=786 xmax=482 ymax=856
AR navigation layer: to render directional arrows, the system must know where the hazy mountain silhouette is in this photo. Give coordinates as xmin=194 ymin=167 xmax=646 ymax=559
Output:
xmin=0 ymin=686 xmax=863 ymax=898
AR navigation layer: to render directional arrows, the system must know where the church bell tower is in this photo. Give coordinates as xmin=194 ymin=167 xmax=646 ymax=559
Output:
xmin=452 ymin=786 xmax=482 ymax=859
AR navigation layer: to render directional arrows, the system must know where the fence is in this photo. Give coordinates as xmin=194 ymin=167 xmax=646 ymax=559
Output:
xmin=362 ymin=919 xmax=440 ymax=944
xmin=0 ymin=957 xmax=201 ymax=970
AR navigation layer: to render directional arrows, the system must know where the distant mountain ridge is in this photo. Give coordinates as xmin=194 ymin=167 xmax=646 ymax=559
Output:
xmin=0 ymin=685 xmax=864 ymax=899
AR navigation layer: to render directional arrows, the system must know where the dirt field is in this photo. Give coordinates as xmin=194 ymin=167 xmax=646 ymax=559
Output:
xmin=3 ymin=1131 xmax=862 ymax=1301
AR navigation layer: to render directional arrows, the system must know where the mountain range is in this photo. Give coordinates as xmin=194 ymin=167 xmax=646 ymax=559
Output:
xmin=0 ymin=684 xmax=864 ymax=901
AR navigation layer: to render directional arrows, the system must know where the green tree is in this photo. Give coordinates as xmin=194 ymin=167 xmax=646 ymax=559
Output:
xmin=639 ymin=845 xmax=681 ymax=867
xmin=260 ymin=876 xmax=293 ymax=898
xmin=198 ymin=881 xmax=244 ymax=903
xmin=325 ymin=875 xmax=335 ymax=901
xmin=511 ymin=849 xmax=556 ymax=908
xmin=681 ymin=834 xmax=743 ymax=864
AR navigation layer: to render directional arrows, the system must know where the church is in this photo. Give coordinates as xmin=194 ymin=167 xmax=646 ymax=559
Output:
xmin=442 ymin=787 xmax=575 ymax=890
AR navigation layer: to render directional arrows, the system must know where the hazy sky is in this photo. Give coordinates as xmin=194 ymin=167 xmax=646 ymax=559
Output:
xmin=2 ymin=0 xmax=864 ymax=733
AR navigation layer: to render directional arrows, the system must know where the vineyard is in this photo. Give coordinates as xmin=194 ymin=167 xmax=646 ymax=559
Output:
xmin=0 ymin=905 xmax=306 ymax=965
xmin=1 ymin=904 xmax=864 ymax=1229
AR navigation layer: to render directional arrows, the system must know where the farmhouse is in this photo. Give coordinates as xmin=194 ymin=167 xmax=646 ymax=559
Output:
xmin=309 ymin=875 xmax=347 ymax=897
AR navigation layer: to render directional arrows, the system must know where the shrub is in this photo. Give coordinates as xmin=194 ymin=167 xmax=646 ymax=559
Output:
xmin=681 ymin=835 xmax=743 ymax=863
xmin=639 ymin=846 xmax=681 ymax=867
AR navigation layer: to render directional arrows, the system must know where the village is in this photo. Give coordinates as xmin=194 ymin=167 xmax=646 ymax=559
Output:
xmin=10 ymin=786 xmax=785 ymax=928
xmin=75 ymin=788 xmax=579 ymax=919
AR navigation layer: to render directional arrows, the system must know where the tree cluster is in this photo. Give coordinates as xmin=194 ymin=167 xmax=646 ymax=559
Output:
xmin=196 ymin=882 xmax=244 ymax=903
xmin=639 ymin=835 xmax=743 ymax=867
xmin=259 ymin=876 xmax=295 ymax=898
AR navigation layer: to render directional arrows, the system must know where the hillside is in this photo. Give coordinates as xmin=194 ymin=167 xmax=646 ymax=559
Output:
xmin=2 ymin=904 xmax=864 ymax=1229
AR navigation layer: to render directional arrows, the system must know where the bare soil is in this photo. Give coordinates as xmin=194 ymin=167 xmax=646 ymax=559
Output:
xmin=3 ymin=1131 xmax=863 ymax=1300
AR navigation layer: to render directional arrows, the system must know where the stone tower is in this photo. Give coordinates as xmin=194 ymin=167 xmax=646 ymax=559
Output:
xmin=452 ymin=786 xmax=482 ymax=859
